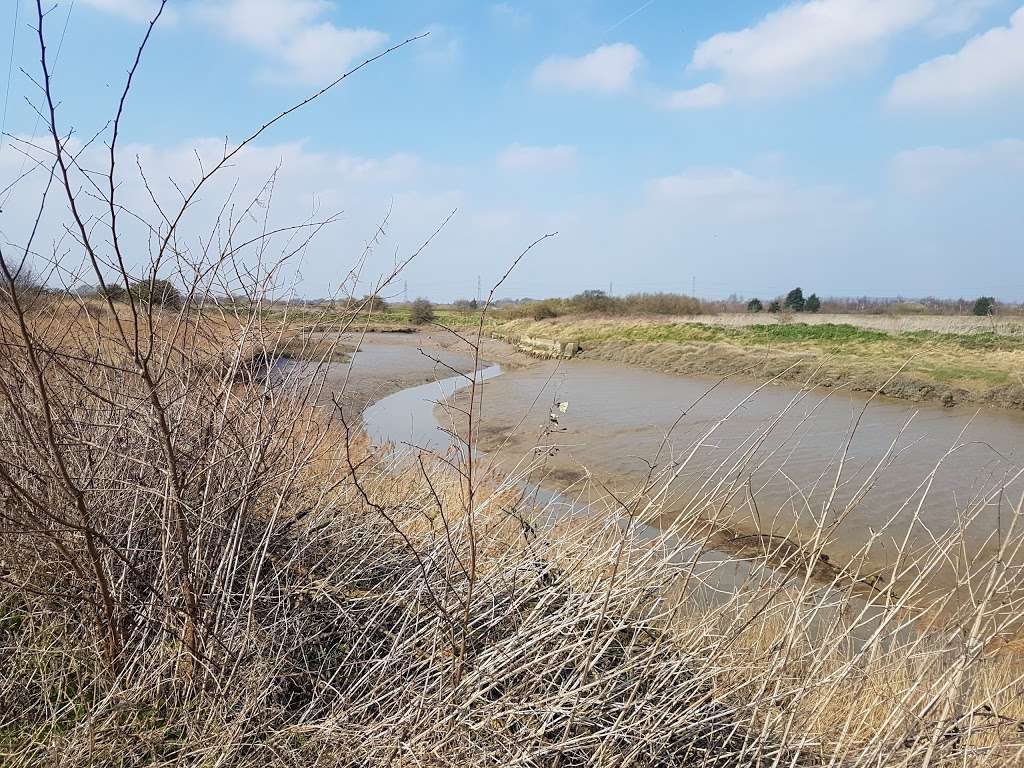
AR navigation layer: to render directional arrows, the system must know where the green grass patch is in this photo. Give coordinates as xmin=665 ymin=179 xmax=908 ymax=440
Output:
xmin=925 ymin=365 xmax=1012 ymax=385
xmin=521 ymin=320 xmax=1024 ymax=354
xmin=565 ymin=322 xmax=894 ymax=346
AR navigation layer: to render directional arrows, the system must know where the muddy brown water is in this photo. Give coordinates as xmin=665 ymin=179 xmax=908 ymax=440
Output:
xmin=472 ymin=358 xmax=1024 ymax=590
xmin=332 ymin=333 xmax=1024 ymax=599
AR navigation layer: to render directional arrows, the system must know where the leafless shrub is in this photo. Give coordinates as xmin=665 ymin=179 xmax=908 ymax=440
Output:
xmin=360 ymin=293 xmax=390 ymax=312
xmin=409 ymin=297 xmax=435 ymax=324
xmin=0 ymin=264 xmax=47 ymax=312
xmin=2 ymin=5 xmax=1024 ymax=768
xmin=620 ymin=291 xmax=708 ymax=315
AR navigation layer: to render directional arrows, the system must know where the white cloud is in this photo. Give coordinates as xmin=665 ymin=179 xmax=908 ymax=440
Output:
xmin=496 ymin=144 xmax=577 ymax=172
xmin=889 ymin=139 xmax=1024 ymax=192
xmin=888 ymin=7 xmax=1024 ymax=110
xmin=491 ymin=3 xmax=530 ymax=28
xmin=661 ymin=83 xmax=728 ymax=110
xmin=80 ymin=0 xmax=174 ymax=22
xmin=878 ymin=139 xmax=1024 ymax=290
xmin=691 ymin=0 xmax=932 ymax=98
xmin=647 ymin=167 xmax=862 ymax=218
xmin=925 ymin=0 xmax=1001 ymax=35
xmin=532 ymin=43 xmax=642 ymax=93
xmin=678 ymin=0 xmax=998 ymax=105
xmin=194 ymin=0 xmax=387 ymax=84
xmin=415 ymin=24 xmax=462 ymax=70
xmin=6 ymin=133 xmax=1024 ymax=301
xmin=0 ymin=134 xmax=445 ymax=297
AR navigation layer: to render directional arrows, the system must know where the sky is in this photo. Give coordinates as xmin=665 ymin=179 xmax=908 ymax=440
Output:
xmin=1 ymin=0 xmax=1023 ymax=302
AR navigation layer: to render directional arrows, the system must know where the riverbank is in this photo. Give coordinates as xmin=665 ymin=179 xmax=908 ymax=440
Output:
xmin=10 ymin=308 xmax=1022 ymax=766
xmin=495 ymin=315 xmax=1024 ymax=410
xmin=304 ymin=330 xmax=531 ymax=415
xmin=427 ymin=348 xmax=1023 ymax=602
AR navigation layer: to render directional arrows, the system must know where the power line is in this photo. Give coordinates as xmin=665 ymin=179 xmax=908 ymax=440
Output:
xmin=1 ymin=0 xmax=76 ymax=213
xmin=0 ymin=0 xmax=21 ymax=158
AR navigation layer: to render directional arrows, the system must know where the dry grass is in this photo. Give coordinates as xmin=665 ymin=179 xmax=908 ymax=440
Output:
xmin=3 ymin=287 xmax=1024 ymax=766
xmin=3 ymin=8 xmax=1024 ymax=763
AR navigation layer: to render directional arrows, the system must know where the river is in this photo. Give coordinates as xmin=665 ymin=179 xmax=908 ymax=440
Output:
xmin=347 ymin=333 xmax=1024 ymax=598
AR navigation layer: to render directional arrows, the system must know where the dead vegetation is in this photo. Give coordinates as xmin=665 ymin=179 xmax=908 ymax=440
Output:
xmin=5 ymin=294 xmax=1024 ymax=766
xmin=2 ymin=4 xmax=1024 ymax=766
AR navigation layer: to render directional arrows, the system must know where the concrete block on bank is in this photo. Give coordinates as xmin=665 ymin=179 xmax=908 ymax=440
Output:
xmin=510 ymin=335 xmax=580 ymax=359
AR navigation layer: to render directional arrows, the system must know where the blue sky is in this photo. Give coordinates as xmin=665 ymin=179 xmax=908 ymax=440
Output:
xmin=1 ymin=0 xmax=1023 ymax=301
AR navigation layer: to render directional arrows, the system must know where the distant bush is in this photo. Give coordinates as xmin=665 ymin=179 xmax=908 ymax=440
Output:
xmin=746 ymin=298 xmax=763 ymax=313
xmin=452 ymin=299 xmax=479 ymax=311
xmin=621 ymin=292 xmax=705 ymax=315
xmin=804 ymin=293 xmax=821 ymax=313
xmin=888 ymin=301 xmax=927 ymax=315
xmin=536 ymin=294 xmax=712 ymax=319
xmin=768 ymin=300 xmax=782 ymax=313
xmin=784 ymin=287 xmax=805 ymax=312
xmin=570 ymin=289 xmax=618 ymax=314
xmin=130 ymin=278 xmax=183 ymax=310
xmin=360 ymin=294 xmax=389 ymax=312
xmin=97 ymin=282 xmax=129 ymax=302
xmin=0 ymin=267 xmax=45 ymax=310
xmin=531 ymin=300 xmax=560 ymax=320
xmin=973 ymin=296 xmax=995 ymax=316
xmin=409 ymin=298 xmax=435 ymax=325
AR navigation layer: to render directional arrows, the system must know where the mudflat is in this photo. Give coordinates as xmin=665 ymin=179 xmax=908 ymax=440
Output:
xmin=434 ymin=351 xmax=1024 ymax=593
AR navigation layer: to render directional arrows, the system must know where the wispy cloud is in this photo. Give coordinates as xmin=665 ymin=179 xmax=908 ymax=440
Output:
xmin=532 ymin=43 xmax=642 ymax=93
xmin=496 ymin=144 xmax=577 ymax=172
xmin=80 ymin=0 xmax=175 ymax=22
xmin=490 ymin=3 xmax=530 ymax=29
xmin=661 ymin=83 xmax=727 ymax=110
xmin=890 ymin=139 xmax=1024 ymax=193
xmin=194 ymin=0 xmax=386 ymax=85
xmin=691 ymin=0 xmax=929 ymax=99
xmin=415 ymin=24 xmax=462 ymax=70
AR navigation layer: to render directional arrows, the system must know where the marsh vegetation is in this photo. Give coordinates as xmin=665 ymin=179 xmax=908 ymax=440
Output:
xmin=2 ymin=5 xmax=1024 ymax=767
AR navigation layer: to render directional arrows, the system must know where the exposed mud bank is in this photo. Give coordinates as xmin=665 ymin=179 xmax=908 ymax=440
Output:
xmin=301 ymin=330 xmax=532 ymax=415
xmin=577 ymin=338 xmax=1024 ymax=410
xmin=492 ymin=315 xmax=1024 ymax=411
xmin=439 ymin=353 xmax=1024 ymax=601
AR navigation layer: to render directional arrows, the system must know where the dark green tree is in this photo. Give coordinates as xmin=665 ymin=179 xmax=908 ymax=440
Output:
xmin=972 ymin=296 xmax=995 ymax=316
xmin=768 ymin=300 xmax=782 ymax=313
xmin=804 ymin=293 xmax=821 ymax=313
xmin=746 ymin=298 xmax=763 ymax=313
xmin=784 ymin=287 xmax=805 ymax=312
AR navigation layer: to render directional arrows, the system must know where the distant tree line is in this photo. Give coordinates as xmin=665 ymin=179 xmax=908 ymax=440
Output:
xmin=2 ymin=273 xmax=187 ymax=311
xmin=5 ymin=275 xmax=1015 ymax=321
xmin=507 ymin=290 xmax=711 ymax=321
xmin=745 ymin=287 xmax=821 ymax=314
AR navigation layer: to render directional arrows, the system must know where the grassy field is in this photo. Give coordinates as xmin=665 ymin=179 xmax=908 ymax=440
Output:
xmin=631 ymin=311 xmax=1024 ymax=337
xmin=496 ymin=314 xmax=1024 ymax=409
